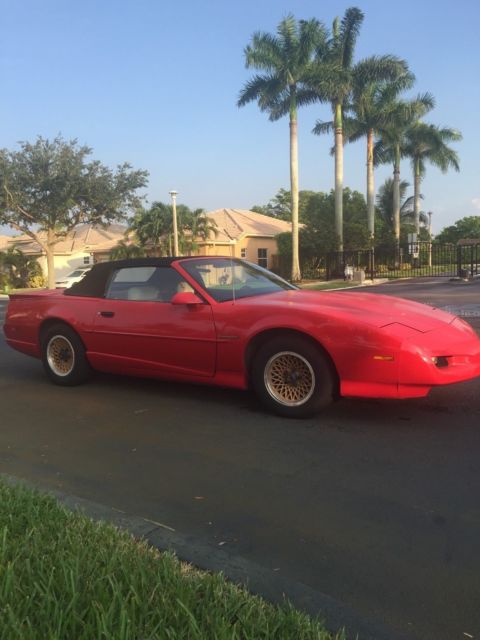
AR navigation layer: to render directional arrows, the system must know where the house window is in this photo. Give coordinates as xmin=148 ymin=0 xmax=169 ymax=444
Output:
xmin=241 ymin=248 xmax=246 ymax=258
xmin=257 ymin=248 xmax=268 ymax=269
xmin=83 ymin=256 xmax=91 ymax=265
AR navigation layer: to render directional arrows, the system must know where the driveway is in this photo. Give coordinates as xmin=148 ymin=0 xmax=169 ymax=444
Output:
xmin=1 ymin=280 xmax=480 ymax=640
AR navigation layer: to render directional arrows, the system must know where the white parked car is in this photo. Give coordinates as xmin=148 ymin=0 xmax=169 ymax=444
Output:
xmin=55 ymin=266 xmax=92 ymax=288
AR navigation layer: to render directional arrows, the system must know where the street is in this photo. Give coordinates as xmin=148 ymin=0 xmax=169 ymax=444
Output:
xmin=1 ymin=279 xmax=480 ymax=640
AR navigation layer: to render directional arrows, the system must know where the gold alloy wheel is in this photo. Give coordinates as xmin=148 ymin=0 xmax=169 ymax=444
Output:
xmin=46 ymin=335 xmax=75 ymax=377
xmin=264 ymin=351 xmax=315 ymax=407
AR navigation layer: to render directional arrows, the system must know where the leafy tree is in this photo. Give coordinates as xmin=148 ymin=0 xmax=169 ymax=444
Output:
xmin=311 ymin=7 xmax=408 ymax=250
xmin=403 ymin=122 xmax=461 ymax=233
xmin=0 ymin=136 xmax=148 ymax=288
xmin=251 ymin=188 xmax=317 ymax=221
xmin=238 ymin=15 xmax=327 ymax=281
xmin=435 ymin=216 xmax=480 ymax=244
xmin=276 ymin=188 xmax=370 ymax=258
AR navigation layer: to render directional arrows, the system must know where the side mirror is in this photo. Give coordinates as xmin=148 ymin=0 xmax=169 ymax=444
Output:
xmin=171 ymin=291 xmax=204 ymax=306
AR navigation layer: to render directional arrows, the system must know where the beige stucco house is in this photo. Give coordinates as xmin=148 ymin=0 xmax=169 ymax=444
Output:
xmin=186 ymin=208 xmax=292 ymax=269
xmin=0 ymin=224 xmax=127 ymax=279
xmin=1 ymin=209 xmax=291 ymax=277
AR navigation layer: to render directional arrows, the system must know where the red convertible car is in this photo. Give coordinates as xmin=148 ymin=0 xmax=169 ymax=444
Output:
xmin=4 ymin=257 xmax=480 ymax=418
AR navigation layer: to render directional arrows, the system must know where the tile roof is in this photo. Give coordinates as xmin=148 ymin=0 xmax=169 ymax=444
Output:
xmin=202 ymin=209 xmax=291 ymax=243
xmin=1 ymin=224 xmax=127 ymax=255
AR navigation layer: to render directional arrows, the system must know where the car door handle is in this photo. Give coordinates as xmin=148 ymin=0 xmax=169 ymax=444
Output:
xmin=99 ymin=311 xmax=115 ymax=318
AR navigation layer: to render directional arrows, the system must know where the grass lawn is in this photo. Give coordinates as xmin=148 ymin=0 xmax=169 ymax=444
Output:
xmin=0 ymin=481 xmax=346 ymax=639
xmin=300 ymin=280 xmax=361 ymax=291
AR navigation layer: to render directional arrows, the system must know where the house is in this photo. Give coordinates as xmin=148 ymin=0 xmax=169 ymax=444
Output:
xmin=1 ymin=224 xmax=127 ymax=279
xmin=0 ymin=235 xmax=11 ymax=252
xmin=2 ymin=209 xmax=292 ymax=276
xmin=188 ymin=208 xmax=292 ymax=270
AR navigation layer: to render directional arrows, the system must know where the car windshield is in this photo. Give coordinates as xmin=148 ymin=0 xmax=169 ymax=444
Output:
xmin=180 ymin=258 xmax=297 ymax=302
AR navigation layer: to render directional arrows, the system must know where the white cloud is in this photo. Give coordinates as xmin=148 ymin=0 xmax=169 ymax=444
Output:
xmin=472 ymin=198 xmax=480 ymax=210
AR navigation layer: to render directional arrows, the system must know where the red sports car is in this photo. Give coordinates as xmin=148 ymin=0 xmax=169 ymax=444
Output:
xmin=4 ymin=257 xmax=480 ymax=418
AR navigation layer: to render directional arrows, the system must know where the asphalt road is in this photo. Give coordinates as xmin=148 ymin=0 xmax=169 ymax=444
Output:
xmin=1 ymin=278 xmax=480 ymax=640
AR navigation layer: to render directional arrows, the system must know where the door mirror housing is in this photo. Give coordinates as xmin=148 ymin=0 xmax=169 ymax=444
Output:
xmin=171 ymin=291 xmax=204 ymax=306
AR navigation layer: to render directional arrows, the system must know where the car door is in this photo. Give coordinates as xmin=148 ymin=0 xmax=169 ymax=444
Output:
xmin=88 ymin=265 xmax=216 ymax=377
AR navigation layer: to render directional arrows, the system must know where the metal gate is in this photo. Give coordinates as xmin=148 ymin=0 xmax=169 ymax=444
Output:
xmin=326 ymin=243 xmax=480 ymax=281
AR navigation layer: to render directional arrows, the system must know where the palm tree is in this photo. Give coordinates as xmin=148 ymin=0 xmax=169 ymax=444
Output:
xmin=376 ymin=177 xmax=428 ymax=236
xmin=129 ymin=203 xmax=174 ymax=254
xmin=374 ymin=94 xmax=434 ymax=246
xmin=0 ymin=245 xmax=43 ymax=288
xmin=311 ymin=6 xmax=409 ymax=250
xmin=403 ymin=123 xmax=461 ymax=234
xmin=342 ymin=72 xmax=414 ymax=241
xmin=182 ymin=209 xmax=218 ymax=255
xmin=110 ymin=240 xmax=145 ymax=260
xmin=238 ymin=15 xmax=327 ymax=281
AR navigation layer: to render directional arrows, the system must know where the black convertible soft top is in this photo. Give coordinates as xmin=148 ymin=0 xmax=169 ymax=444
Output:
xmin=65 ymin=257 xmax=178 ymax=298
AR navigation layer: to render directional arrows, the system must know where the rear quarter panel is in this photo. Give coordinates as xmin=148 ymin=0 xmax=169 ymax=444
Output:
xmin=4 ymin=292 xmax=98 ymax=357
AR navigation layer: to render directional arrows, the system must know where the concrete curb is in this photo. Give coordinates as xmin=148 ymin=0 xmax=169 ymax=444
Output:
xmin=2 ymin=473 xmax=411 ymax=640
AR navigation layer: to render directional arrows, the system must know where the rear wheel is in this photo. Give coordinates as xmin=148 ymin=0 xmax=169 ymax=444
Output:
xmin=252 ymin=336 xmax=335 ymax=418
xmin=41 ymin=324 xmax=90 ymax=386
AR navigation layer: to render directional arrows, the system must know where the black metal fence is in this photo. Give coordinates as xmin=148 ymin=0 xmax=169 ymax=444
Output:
xmin=272 ymin=243 xmax=480 ymax=281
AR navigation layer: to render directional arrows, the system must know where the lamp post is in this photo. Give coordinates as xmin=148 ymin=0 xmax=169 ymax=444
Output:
xmin=169 ymin=190 xmax=179 ymax=256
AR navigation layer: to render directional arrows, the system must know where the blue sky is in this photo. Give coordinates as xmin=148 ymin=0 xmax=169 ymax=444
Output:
xmin=1 ymin=0 xmax=479 ymax=235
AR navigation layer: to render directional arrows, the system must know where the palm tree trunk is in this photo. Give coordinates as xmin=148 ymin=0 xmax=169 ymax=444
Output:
xmin=290 ymin=106 xmax=301 ymax=282
xmin=414 ymin=158 xmax=421 ymax=235
xmin=393 ymin=146 xmax=401 ymax=251
xmin=334 ymin=102 xmax=344 ymax=251
xmin=366 ymin=128 xmax=375 ymax=242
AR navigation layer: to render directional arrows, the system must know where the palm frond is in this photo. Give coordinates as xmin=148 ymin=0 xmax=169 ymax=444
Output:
xmin=237 ymin=74 xmax=285 ymax=110
xmin=298 ymin=18 xmax=327 ymax=66
xmin=373 ymin=140 xmax=395 ymax=166
xmin=312 ymin=120 xmax=334 ymax=136
xmin=245 ymin=32 xmax=282 ymax=71
xmin=338 ymin=7 xmax=364 ymax=69
xmin=353 ymin=55 xmax=410 ymax=86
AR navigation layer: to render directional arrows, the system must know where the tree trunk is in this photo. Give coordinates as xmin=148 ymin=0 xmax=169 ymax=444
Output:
xmin=334 ymin=102 xmax=343 ymax=251
xmin=393 ymin=146 xmax=401 ymax=250
xmin=414 ymin=159 xmax=421 ymax=235
xmin=290 ymin=110 xmax=301 ymax=282
xmin=366 ymin=128 xmax=375 ymax=242
xmin=46 ymin=228 xmax=56 ymax=289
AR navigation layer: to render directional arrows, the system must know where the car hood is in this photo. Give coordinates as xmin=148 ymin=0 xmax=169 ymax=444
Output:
xmin=241 ymin=289 xmax=456 ymax=332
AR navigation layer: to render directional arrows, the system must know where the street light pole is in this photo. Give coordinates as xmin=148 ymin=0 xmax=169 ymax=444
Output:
xmin=169 ymin=190 xmax=179 ymax=256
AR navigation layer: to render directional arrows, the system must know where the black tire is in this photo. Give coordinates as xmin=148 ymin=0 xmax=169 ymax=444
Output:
xmin=41 ymin=323 xmax=91 ymax=386
xmin=251 ymin=336 xmax=335 ymax=418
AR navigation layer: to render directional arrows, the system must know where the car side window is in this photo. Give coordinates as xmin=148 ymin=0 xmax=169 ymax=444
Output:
xmin=105 ymin=266 xmax=193 ymax=302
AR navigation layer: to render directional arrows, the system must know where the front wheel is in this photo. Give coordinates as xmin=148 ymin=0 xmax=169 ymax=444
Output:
xmin=41 ymin=324 xmax=91 ymax=386
xmin=251 ymin=336 xmax=335 ymax=418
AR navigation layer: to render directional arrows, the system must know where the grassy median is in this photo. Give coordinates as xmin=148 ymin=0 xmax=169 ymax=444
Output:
xmin=0 ymin=481 xmax=345 ymax=640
